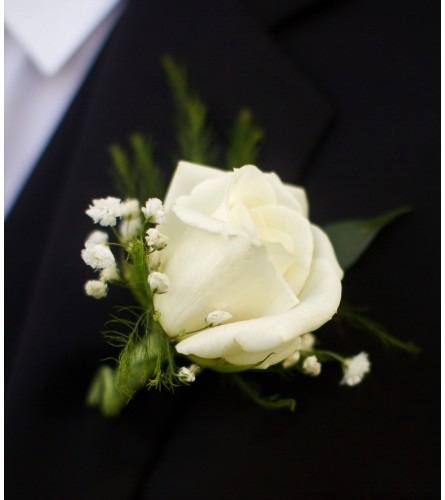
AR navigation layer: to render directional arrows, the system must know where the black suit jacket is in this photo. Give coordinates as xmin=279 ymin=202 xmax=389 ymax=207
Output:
xmin=5 ymin=0 xmax=439 ymax=498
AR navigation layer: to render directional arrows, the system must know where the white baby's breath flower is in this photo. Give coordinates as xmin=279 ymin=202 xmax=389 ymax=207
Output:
xmin=145 ymin=228 xmax=169 ymax=251
xmin=282 ymin=350 xmax=301 ymax=369
xmin=341 ymin=352 xmax=371 ymax=386
xmin=147 ymin=250 xmax=162 ymax=271
xmin=119 ymin=217 xmax=142 ymax=241
xmin=85 ymin=230 xmax=109 ymax=247
xmin=303 ymin=355 xmax=321 ymax=377
xmin=205 ymin=310 xmax=233 ymax=327
xmin=177 ymin=364 xmax=201 ymax=383
xmin=300 ymin=333 xmax=316 ymax=351
xmin=100 ymin=264 xmax=120 ymax=282
xmin=141 ymin=198 xmax=165 ymax=224
xmin=81 ymin=243 xmax=115 ymax=270
xmin=84 ymin=280 xmax=108 ymax=299
xmin=86 ymin=197 xmax=122 ymax=226
xmin=148 ymin=272 xmax=170 ymax=294
xmin=121 ymin=198 xmax=140 ymax=218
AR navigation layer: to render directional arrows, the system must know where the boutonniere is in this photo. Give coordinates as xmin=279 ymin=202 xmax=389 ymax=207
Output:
xmin=83 ymin=57 xmax=418 ymax=416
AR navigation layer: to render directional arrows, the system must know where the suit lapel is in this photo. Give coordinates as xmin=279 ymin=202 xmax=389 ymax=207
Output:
xmin=6 ymin=0 xmax=333 ymax=497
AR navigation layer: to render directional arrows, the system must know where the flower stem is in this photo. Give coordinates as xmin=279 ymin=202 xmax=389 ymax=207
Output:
xmin=230 ymin=374 xmax=296 ymax=411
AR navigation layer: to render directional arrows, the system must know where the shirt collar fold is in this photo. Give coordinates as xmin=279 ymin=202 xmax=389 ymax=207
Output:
xmin=5 ymin=0 xmax=121 ymax=75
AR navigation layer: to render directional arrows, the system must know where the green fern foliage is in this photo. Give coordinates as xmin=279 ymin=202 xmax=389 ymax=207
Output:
xmin=338 ymin=304 xmax=420 ymax=354
xmin=162 ymin=54 xmax=217 ymax=165
xmin=109 ymin=133 xmax=165 ymax=202
xmin=226 ymin=108 xmax=264 ymax=168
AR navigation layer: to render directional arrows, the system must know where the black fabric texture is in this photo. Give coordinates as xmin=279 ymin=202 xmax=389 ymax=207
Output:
xmin=5 ymin=0 xmax=439 ymax=498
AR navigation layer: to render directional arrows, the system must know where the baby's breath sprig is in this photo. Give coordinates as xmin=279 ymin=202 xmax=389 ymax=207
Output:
xmin=82 ymin=193 xmax=179 ymax=415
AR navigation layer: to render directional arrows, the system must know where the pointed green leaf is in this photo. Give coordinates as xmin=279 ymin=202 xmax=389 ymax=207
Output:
xmin=86 ymin=365 xmax=127 ymax=418
xmin=323 ymin=206 xmax=411 ymax=270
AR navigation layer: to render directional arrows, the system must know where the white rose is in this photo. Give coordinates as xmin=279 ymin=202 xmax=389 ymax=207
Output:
xmin=154 ymin=161 xmax=343 ymax=369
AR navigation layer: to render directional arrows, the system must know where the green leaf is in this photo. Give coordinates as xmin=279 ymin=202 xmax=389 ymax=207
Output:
xmin=226 ymin=108 xmax=264 ymax=168
xmin=323 ymin=206 xmax=411 ymax=270
xmin=188 ymin=354 xmax=272 ymax=373
xmin=86 ymin=365 xmax=127 ymax=418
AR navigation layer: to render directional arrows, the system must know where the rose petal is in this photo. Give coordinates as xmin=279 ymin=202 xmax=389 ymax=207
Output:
xmin=178 ymin=174 xmax=232 ymax=217
xmin=311 ymin=224 xmax=344 ymax=279
xmin=284 ymin=184 xmax=309 ymax=217
xmin=229 ymin=165 xmax=276 ymax=209
xmin=155 ymin=212 xmax=299 ymax=336
xmin=172 ymin=204 xmax=233 ymax=236
xmin=249 ymin=205 xmax=314 ymax=295
xmin=266 ymin=172 xmax=307 ymax=216
xmin=224 ymin=336 xmax=303 ymax=368
xmin=175 ymin=256 xmax=341 ymax=363
xmin=164 ymin=161 xmax=225 ymax=209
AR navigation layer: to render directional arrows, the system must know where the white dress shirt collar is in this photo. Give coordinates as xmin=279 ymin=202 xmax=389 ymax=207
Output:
xmin=4 ymin=0 xmax=125 ymax=216
xmin=5 ymin=0 xmax=121 ymax=76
